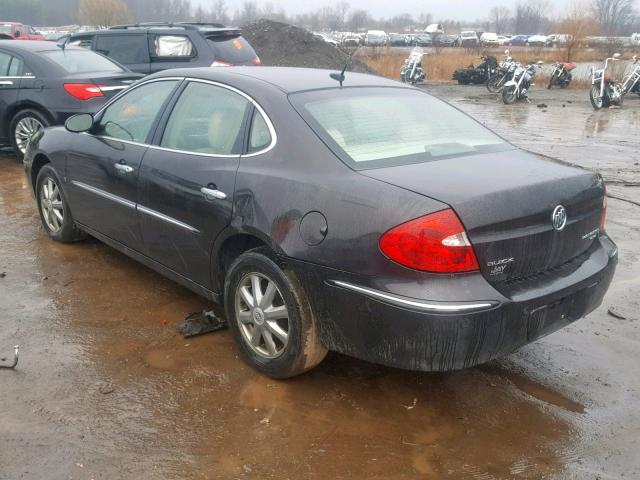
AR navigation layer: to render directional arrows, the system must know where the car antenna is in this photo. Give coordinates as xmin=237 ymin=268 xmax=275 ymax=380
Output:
xmin=330 ymin=45 xmax=361 ymax=87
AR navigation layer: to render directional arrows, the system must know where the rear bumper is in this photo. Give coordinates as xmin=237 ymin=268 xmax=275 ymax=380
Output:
xmin=289 ymin=235 xmax=617 ymax=371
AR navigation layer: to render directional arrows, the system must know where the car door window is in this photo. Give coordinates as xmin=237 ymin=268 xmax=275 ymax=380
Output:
xmin=0 ymin=52 xmax=11 ymax=75
xmin=248 ymin=109 xmax=272 ymax=153
xmin=8 ymin=57 xmax=23 ymax=76
xmin=95 ymin=80 xmax=178 ymax=143
xmin=96 ymin=34 xmax=149 ymax=64
xmin=161 ymin=82 xmax=249 ymax=155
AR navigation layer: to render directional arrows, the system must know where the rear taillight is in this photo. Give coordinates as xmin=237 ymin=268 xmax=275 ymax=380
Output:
xmin=379 ymin=209 xmax=479 ymax=273
xmin=211 ymin=60 xmax=233 ymax=67
xmin=64 ymin=83 xmax=104 ymax=100
xmin=600 ymin=186 xmax=608 ymax=232
xmin=252 ymin=56 xmax=262 ymax=66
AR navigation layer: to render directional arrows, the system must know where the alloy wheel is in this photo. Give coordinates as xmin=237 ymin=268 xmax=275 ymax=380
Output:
xmin=39 ymin=177 xmax=64 ymax=233
xmin=14 ymin=116 xmax=44 ymax=154
xmin=235 ymin=272 xmax=290 ymax=359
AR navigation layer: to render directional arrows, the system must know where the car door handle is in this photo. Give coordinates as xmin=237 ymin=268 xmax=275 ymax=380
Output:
xmin=114 ymin=163 xmax=134 ymax=174
xmin=200 ymin=187 xmax=227 ymax=200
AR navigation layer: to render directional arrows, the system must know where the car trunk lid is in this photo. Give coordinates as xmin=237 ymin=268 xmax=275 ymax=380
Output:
xmin=64 ymin=71 xmax=144 ymax=99
xmin=360 ymin=149 xmax=605 ymax=293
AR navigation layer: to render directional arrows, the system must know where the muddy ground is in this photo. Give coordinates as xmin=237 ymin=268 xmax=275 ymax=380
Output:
xmin=1 ymin=85 xmax=638 ymax=480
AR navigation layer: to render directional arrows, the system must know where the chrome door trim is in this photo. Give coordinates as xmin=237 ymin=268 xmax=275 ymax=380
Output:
xmin=71 ymin=180 xmax=136 ymax=209
xmin=329 ymin=280 xmax=498 ymax=313
xmin=137 ymin=205 xmax=200 ymax=233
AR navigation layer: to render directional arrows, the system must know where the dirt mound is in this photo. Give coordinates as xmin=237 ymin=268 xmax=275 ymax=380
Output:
xmin=241 ymin=19 xmax=376 ymax=74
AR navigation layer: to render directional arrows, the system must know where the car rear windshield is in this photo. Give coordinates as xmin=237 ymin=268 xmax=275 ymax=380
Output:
xmin=290 ymin=87 xmax=511 ymax=169
xmin=40 ymin=49 xmax=125 ymax=74
xmin=205 ymin=35 xmax=256 ymax=63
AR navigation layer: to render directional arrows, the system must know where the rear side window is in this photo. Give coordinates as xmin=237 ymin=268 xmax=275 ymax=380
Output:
xmin=290 ymin=88 xmax=510 ymax=169
xmin=8 ymin=56 xmax=23 ymax=76
xmin=96 ymin=34 xmax=149 ymax=64
xmin=152 ymin=35 xmax=194 ymax=57
xmin=161 ymin=82 xmax=250 ymax=155
xmin=0 ymin=52 xmax=11 ymax=75
xmin=95 ymin=80 xmax=178 ymax=143
xmin=41 ymin=49 xmax=125 ymax=74
xmin=205 ymin=35 xmax=256 ymax=64
xmin=248 ymin=110 xmax=272 ymax=153
xmin=69 ymin=35 xmax=94 ymax=48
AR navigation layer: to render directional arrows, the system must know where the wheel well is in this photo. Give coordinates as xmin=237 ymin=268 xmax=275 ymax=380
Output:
xmin=214 ymin=234 xmax=270 ymax=293
xmin=5 ymin=103 xmax=53 ymax=138
xmin=30 ymin=153 xmax=51 ymax=191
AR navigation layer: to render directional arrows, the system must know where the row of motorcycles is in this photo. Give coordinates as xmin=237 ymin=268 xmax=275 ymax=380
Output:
xmin=402 ymin=47 xmax=640 ymax=109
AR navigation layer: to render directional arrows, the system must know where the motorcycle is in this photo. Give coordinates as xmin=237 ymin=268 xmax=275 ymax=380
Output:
xmin=548 ymin=62 xmax=576 ymax=89
xmin=400 ymin=47 xmax=426 ymax=85
xmin=590 ymin=54 xmax=640 ymax=109
xmin=486 ymin=50 xmax=515 ymax=93
xmin=502 ymin=61 xmax=544 ymax=104
xmin=452 ymin=54 xmax=498 ymax=85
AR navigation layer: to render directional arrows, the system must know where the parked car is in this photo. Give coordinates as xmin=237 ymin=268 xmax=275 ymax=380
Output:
xmin=24 ymin=67 xmax=616 ymax=378
xmin=458 ymin=31 xmax=479 ymax=47
xmin=526 ymin=35 xmax=548 ymax=46
xmin=342 ymin=34 xmax=361 ymax=47
xmin=631 ymin=33 xmax=640 ymax=45
xmin=506 ymin=35 xmax=529 ymax=46
xmin=438 ymin=34 xmax=459 ymax=47
xmin=62 ymin=22 xmax=260 ymax=74
xmin=0 ymin=40 xmax=142 ymax=158
xmin=0 ymin=22 xmax=44 ymax=40
xmin=480 ymin=32 xmax=499 ymax=46
xmin=388 ymin=33 xmax=408 ymax=46
xmin=414 ymin=33 xmax=433 ymax=47
xmin=546 ymin=34 xmax=571 ymax=47
xmin=365 ymin=30 xmax=387 ymax=46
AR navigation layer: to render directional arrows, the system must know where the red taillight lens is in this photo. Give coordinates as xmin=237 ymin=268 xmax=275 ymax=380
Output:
xmin=600 ymin=187 xmax=607 ymax=232
xmin=63 ymin=83 xmax=104 ymax=100
xmin=211 ymin=60 xmax=233 ymax=67
xmin=379 ymin=209 xmax=479 ymax=273
xmin=252 ymin=56 xmax=262 ymax=66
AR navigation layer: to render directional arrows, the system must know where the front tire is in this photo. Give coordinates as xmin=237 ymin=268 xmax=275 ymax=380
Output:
xmin=502 ymin=85 xmax=518 ymax=104
xmin=10 ymin=109 xmax=49 ymax=160
xmin=35 ymin=165 xmax=87 ymax=243
xmin=590 ymin=85 xmax=605 ymax=109
xmin=224 ymin=249 xmax=327 ymax=378
xmin=486 ymin=74 xmax=504 ymax=93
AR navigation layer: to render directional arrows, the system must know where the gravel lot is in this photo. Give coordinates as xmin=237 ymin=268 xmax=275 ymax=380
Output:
xmin=0 ymin=85 xmax=638 ymax=480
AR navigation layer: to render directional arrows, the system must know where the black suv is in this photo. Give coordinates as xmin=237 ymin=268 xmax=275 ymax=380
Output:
xmin=62 ymin=22 xmax=260 ymax=74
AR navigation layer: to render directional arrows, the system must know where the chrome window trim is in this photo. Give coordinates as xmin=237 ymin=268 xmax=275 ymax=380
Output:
xmin=329 ymin=280 xmax=498 ymax=313
xmin=71 ymin=180 xmax=136 ymax=209
xmin=88 ymin=76 xmax=277 ymax=158
xmin=0 ymin=75 xmax=35 ymax=79
xmin=137 ymin=205 xmax=199 ymax=233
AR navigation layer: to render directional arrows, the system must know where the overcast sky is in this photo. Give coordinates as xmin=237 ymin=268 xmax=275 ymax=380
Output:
xmin=199 ymin=0 xmax=574 ymax=20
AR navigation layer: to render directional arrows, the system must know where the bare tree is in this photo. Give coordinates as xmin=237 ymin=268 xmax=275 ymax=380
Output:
xmin=489 ymin=6 xmax=511 ymax=34
xmin=210 ymin=0 xmax=229 ymax=24
xmin=591 ymin=0 xmax=636 ymax=35
xmin=348 ymin=9 xmax=370 ymax=32
xmin=514 ymin=1 xmax=550 ymax=34
xmin=79 ymin=0 xmax=131 ymax=27
xmin=559 ymin=1 xmax=600 ymax=61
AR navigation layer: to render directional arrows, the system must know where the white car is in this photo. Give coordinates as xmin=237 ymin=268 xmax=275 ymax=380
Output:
xmin=365 ymin=30 xmax=387 ymax=46
xmin=526 ymin=35 xmax=548 ymax=46
xmin=458 ymin=31 xmax=479 ymax=46
xmin=480 ymin=32 xmax=499 ymax=46
xmin=498 ymin=35 xmax=512 ymax=45
xmin=632 ymin=33 xmax=640 ymax=45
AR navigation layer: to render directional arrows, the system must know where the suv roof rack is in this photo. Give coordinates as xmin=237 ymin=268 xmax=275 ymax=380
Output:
xmin=109 ymin=22 xmax=230 ymax=31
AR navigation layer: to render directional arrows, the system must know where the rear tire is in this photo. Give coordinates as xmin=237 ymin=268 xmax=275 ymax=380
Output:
xmin=35 ymin=164 xmax=87 ymax=243
xmin=9 ymin=109 xmax=49 ymax=161
xmin=224 ymin=248 xmax=327 ymax=378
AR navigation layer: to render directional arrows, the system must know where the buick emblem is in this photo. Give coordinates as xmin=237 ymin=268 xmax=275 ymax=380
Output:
xmin=551 ymin=205 xmax=567 ymax=231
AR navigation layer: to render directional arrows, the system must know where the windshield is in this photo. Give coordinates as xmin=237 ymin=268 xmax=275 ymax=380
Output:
xmin=0 ymin=25 xmax=12 ymax=34
xmin=206 ymin=35 xmax=256 ymax=64
xmin=41 ymin=49 xmax=125 ymax=74
xmin=290 ymin=88 xmax=511 ymax=169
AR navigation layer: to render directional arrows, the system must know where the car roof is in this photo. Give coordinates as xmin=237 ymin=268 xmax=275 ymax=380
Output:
xmin=151 ymin=66 xmax=404 ymax=94
xmin=0 ymin=40 xmax=72 ymax=52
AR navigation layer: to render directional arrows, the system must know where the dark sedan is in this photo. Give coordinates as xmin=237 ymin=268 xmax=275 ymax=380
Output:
xmin=0 ymin=40 xmax=142 ymax=158
xmin=24 ymin=67 xmax=617 ymax=378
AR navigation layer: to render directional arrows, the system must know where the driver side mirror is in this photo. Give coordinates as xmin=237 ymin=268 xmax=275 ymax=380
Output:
xmin=65 ymin=113 xmax=94 ymax=133
xmin=14 ymin=30 xmax=21 ymax=37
